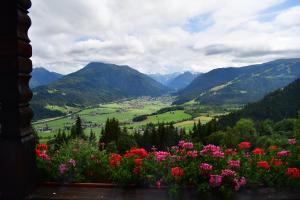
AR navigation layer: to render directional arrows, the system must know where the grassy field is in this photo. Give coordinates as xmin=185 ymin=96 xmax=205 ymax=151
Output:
xmin=175 ymin=116 xmax=212 ymax=130
xmin=35 ymin=97 xmax=175 ymax=142
xmin=34 ymin=96 xmax=232 ymax=142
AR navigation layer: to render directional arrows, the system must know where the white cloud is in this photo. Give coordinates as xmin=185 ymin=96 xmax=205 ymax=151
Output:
xmin=29 ymin=0 xmax=300 ymax=74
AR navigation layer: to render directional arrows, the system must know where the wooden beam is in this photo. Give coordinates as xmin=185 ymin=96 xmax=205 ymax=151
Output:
xmin=0 ymin=0 xmax=36 ymax=199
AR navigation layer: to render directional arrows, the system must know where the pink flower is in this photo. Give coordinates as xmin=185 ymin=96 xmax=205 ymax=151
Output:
xmin=221 ymin=169 xmax=236 ymax=177
xmin=277 ymin=150 xmax=289 ymax=157
xmin=209 ymin=175 xmax=222 ymax=187
xmin=155 ymin=151 xmax=170 ymax=162
xmin=200 ymin=144 xmax=221 ymax=156
xmin=178 ymin=140 xmax=185 ymax=148
xmin=69 ymin=159 xmax=76 ymax=167
xmin=233 ymin=178 xmax=240 ymax=191
xmin=187 ymin=150 xmax=198 ymax=158
xmin=39 ymin=153 xmax=50 ymax=161
xmin=156 ymin=180 xmax=161 ymax=189
xmin=212 ymin=151 xmax=224 ymax=158
xmin=239 ymin=177 xmax=247 ymax=186
xmin=58 ymin=164 xmax=68 ymax=174
xmin=288 ymin=139 xmax=296 ymax=145
xmin=228 ymin=160 xmax=240 ymax=169
xmin=182 ymin=142 xmax=194 ymax=149
xmin=199 ymin=163 xmax=213 ymax=172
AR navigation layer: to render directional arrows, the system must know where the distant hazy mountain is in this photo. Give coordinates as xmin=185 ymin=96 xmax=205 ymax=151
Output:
xmin=166 ymin=71 xmax=199 ymax=91
xmin=218 ymin=78 xmax=300 ymax=127
xmin=30 ymin=67 xmax=63 ymax=88
xmin=32 ymin=62 xmax=170 ymax=119
xmin=149 ymin=72 xmax=180 ymax=85
xmin=174 ymin=58 xmax=300 ymax=105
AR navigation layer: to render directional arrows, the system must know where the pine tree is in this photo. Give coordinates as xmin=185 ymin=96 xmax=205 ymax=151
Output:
xmin=89 ymin=129 xmax=96 ymax=143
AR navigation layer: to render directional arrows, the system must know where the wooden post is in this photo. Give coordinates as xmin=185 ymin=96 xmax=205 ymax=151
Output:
xmin=0 ymin=0 xmax=36 ymax=199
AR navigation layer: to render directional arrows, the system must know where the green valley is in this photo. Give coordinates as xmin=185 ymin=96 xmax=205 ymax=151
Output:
xmin=34 ymin=96 xmax=231 ymax=142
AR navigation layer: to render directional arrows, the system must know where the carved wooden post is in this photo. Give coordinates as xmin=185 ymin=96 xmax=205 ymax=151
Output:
xmin=0 ymin=0 xmax=36 ymax=199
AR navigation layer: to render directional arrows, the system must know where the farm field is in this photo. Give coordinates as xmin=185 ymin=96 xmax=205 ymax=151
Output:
xmin=34 ymin=96 xmax=228 ymax=142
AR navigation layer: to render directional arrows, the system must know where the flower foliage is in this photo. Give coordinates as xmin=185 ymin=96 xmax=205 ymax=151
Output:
xmin=36 ymin=138 xmax=300 ymax=196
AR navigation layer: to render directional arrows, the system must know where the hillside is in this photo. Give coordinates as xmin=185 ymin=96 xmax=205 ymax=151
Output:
xmin=174 ymin=58 xmax=300 ymax=105
xmin=30 ymin=67 xmax=63 ymax=88
xmin=166 ymin=71 xmax=199 ymax=91
xmin=31 ymin=62 xmax=170 ymax=120
xmin=217 ymin=78 xmax=300 ymax=127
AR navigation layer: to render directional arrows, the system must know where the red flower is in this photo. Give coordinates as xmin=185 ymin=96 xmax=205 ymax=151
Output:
xmin=35 ymin=149 xmax=42 ymax=157
xmin=252 ymin=148 xmax=264 ymax=155
xmin=134 ymin=158 xmax=143 ymax=166
xmin=238 ymin=142 xmax=251 ymax=150
xmin=268 ymin=146 xmax=277 ymax=152
xmin=287 ymin=168 xmax=300 ymax=179
xmin=37 ymin=143 xmax=48 ymax=151
xmin=257 ymin=161 xmax=270 ymax=169
xmin=225 ymin=148 xmax=237 ymax=156
xmin=109 ymin=153 xmax=122 ymax=167
xmin=273 ymin=159 xmax=282 ymax=167
xmin=124 ymin=148 xmax=148 ymax=158
xmin=171 ymin=167 xmax=184 ymax=178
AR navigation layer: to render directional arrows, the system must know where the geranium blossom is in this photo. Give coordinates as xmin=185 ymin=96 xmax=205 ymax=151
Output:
xmin=199 ymin=163 xmax=213 ymax=172
xmin=200 ymin=144 xmax=221 ymax=156
xmin=288 ymin=138 xmax=296 ymax=145
xmin=58 ymin=164 xmax=68 ymax=174
xmin=257 ymin=161 xmax=270 ymax=169
xmin=124 ymin=148 xmax=148 ymax=158
xmin=225 ymin=148 xmax=237 ymax=156
xmin=155 ymin=151 xmax=170 ymax=162
xmin=69 ymin=159 xmax=76 ymax=167
xmin=268 ymin=146 xmax=277 ymax=151
xmin=209 ymin=175 xmax=222 ymax=187
xmin=212 ymin=150 xmax=224 ymax=158
xmin=171 ymin=167 xmax=184 ymax=178
xmin=228 ymin=160 xmax=240 ymax=168
xmin=277 ymin=150 xmax=289 ymax=157
xmin=182 ymin=142 xmax=194 ymax=149
xmin=238 ymin=142 xmax=251 ymax=150
xmin=221 ymin=169 xmax=236 ymax=177
xmin=252 ymin=148 xmax=264 ymax=155
xmin=187 ymin=150 xmax=198 ymax=158
xmin=109 ymin=153 xmax=122 ymax=167
xmin=287 ymin=168 xmax=300 ymax=179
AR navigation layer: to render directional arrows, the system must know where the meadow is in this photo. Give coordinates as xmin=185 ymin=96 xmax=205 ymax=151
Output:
xmin=34 ymin=96 xmax=228 ymax=142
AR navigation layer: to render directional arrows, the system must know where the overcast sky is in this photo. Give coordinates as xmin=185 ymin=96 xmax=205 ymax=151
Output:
xmin=29 ymin=0 xmax=300 ymax=75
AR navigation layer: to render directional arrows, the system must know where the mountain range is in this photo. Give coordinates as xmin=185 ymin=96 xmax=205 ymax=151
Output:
xmin=31 ymin=62 xmax=170 ymax=119
xmin=149 ymin=71 xmax=199 ymax=91
xmin=30 ymin=67 xmax=63 ymax=88
xmin=174 ymin=58 xmax=300 ymax=105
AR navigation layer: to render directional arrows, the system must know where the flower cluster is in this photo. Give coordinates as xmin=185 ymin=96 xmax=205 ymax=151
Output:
xmin=287 ymin=168 xmax=300 ymax=179
xmin=124 ymin=148 xmax=148 ymax=158
xmin=199 ymin=163 xmax=213 ymax=172
xmin=238 ymin=142 xmax=251 ymax=150
xmin=171 ymin=167 xmax=184 ymax=178
xmin=109 ymin=153 xmax=122 ymax=167
xmin=227 ymin=160 xmax=240 ymax=169
xmin=36 ymin=137 xmax=300 ymax=196
xmin=155 ymin=151 xmax=170 ymax=162
xmin=35 ymin=143 xmax=50 ymax=161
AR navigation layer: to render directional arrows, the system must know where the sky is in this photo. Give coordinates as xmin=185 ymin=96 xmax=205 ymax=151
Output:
xmin=29 ymin=0 xmax=300 ymax=75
